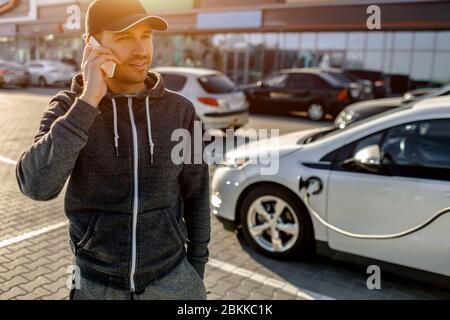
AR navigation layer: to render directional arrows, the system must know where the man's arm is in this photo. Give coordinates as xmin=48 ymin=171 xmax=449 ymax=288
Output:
xmin=180 ymin=111 xmax=211 ymax=279
xmin=16 ymin=45 xmax=118 ymax=201
xmin=16 ymin=96 xmax=99 ymax=201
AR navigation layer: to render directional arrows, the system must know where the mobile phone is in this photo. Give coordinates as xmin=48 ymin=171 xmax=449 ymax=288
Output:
xmin=88 ymin=36 xmax=116 ymax=78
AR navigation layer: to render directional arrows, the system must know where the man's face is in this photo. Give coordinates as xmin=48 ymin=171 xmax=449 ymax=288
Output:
xmin=93 ymin=22 xmax=153 ymax=84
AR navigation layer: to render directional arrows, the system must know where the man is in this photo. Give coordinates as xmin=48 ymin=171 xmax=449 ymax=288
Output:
xmin=16 ymin=0 xmax=210 ymax=300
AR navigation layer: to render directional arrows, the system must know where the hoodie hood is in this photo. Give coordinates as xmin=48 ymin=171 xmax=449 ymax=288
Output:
xmin=70 ymin=71 xmax=166 ymax=163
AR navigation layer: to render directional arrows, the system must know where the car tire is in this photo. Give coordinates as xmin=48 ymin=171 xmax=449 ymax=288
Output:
xmin=239 ymin=185 xmax=314 ymax=259
xmin=38 ymin=77 xmax=47 ymax=87
xmin=307 ymin=103 xmax=325 ymax=121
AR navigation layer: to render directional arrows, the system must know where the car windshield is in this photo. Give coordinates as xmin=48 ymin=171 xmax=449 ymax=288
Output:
xmin=298 ymin=105 xmax=412 ymax=145
xmin=198 ymin=74 xmax=237 ymax=94
xmin=324 ymin=71 xmax=354 ymax=84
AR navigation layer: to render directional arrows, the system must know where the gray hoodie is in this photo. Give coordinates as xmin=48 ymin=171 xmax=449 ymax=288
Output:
xmin=16 ymin=72 xmax=211 ymax=292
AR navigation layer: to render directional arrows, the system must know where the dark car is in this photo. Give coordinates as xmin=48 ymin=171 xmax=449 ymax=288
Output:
xmin=0 ymin=60 xmax=30 ymax=89
xmin=387 ymin=73 xmax=411 ymax=95
xmin=325 ymin=69 xmax=374 ymax=101
xmin=244 ymin=68 xmax=357 ymax=121
xmin=345 ymin=69 xmax=389 ymax=98
xmin=335 ymin=84 xmax=450 ymax=128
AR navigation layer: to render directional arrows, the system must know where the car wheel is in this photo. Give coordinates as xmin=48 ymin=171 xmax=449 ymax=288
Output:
xmin=307 ymin=103 xmax=325 ymax=121
xmin=240 ymin=185 xmax=314 ymax=259
xmin=38 ymin=77 xmax=47 ymax=87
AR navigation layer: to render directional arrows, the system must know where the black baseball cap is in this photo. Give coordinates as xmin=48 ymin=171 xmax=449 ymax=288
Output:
xmin=85 ymin=0 xmax=168 ymax=36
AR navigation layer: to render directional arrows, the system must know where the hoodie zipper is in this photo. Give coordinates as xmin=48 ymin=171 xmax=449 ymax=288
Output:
xmin=127 ymin=97 xmax=139 ymax=292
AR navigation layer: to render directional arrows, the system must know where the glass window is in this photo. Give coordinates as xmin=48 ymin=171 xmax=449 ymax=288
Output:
xmin=282 ymin=33 xmax=300 ymax=50
xmin=432 ymin=53 xmax=450 ymax=82
xmin=414 ymin=32 xmax=435 ymax=50
xmin=411 ymin=52 xmax=433 ymax=80
xmin=348 ymin=32 xmax=365 ymax=50
xmin=392 ymin=51 xmax=412 ymax=74
xmin=436 ymin=31 xmax=450 ymax=51
xmin=385 ymin=32 xmax=395 ymax=50
xmin=317 ymin=32 xmax=346 ymax=50
xmin=382 ymin=120 xmax=450 ymax=169
xmin=264 ymin=33 xmax=279 ymax=49
xmin=367 ymin=32 xmax=384 ymax=50
xmin=301 ymin=32 xmax=316 ymax=50
xmin=160 ymin=73 xmax=188 ymax=92
xmin=263 ymin=73 xmax=288 ymax=88
xmin=250 ymin=33 xmax=264 ymax=47
xmin=394 ymin=32 xmax=413 ymax=50
xmin=198 ymin=74 xmax=236 ymax=94
xmin=345 ymin=51 xmax=364 ymax=69
xmin=287 ymin=73 xmax=329 ymax=90
xmin=353 ymin=133 xmax=384 ymax=157
xmin=381 ymin=122 xmax=417 ymax=166
xmin=364 ymin=51 xmax=383 ymax=70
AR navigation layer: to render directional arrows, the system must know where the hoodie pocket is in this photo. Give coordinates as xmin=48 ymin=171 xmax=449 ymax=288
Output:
xmin=164 ymin=205 xmax=187 ymax=245
xmin=76 ymin=213 xmax=99 ymax=249
xmin=137 ymin=203 xmax=186 ymax=273
xmin=77 ymin=212 xmax=132 ymax=270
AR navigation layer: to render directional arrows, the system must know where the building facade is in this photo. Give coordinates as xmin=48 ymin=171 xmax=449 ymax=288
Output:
xmin=1 ymin=0 xmax=449 ymax=84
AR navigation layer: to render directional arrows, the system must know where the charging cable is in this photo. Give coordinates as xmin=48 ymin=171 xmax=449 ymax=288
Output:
xmin=300 ymin=176 xmax=450 ymax=239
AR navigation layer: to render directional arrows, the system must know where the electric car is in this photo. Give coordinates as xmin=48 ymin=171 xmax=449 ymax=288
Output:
xmin=152 ymin=67 xmax=249 ymax=130
xmin=211 ymin=96 xmax=450 ymax=278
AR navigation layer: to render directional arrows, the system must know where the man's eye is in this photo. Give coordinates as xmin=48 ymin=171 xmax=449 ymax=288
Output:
xmin=118 ymin=36 xmax=131 ymax=41
xmin=143 ymin=34 xmax=152 ymax=39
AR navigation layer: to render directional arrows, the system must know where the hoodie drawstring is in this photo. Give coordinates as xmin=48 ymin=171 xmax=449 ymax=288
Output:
xmin=111 ymin=96 xmax=154 ymax=164
xmin=112 ymin=98 xmax=119 ymax=157
xmin=145 ymin=96 xmax=155 ymax=164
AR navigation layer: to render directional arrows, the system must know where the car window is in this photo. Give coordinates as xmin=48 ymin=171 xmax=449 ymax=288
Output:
xmin=382 ymin=120 xmax=450 ymax=170
xmin=161 ymin=73 xmax=187 ymax=92
xmin=198 ymin=74 xmax=236 ymax=94
xmin=263 ymin=73 xmax=288 ymax=88
xmin=286 ymin=74 xmax=328 ymax=90
xmin=353 ymin=132 xmax=384 ymax=157
xmin=324 ymin=71 xmax=353 ymax=85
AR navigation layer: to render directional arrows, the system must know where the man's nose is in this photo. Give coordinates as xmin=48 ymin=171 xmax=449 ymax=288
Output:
xmin=131 ymin=39 xmax=149 ymax=56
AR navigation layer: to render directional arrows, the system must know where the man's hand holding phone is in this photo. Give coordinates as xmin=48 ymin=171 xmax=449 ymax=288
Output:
xmin=80 ymin=42 xmax=120 ymax=108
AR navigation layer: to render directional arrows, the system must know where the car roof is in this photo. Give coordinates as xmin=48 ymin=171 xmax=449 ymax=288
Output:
xmin=411 ymin=96 xmax=450 ymax=112
xmin=152 ymin=67 xmax=222 ymax=77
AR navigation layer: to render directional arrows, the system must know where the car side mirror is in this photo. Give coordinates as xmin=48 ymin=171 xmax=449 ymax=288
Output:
xmin=352 ymin=144 xmax=381 ymax=173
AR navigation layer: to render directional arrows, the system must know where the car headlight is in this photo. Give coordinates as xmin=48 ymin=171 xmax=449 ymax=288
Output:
xmin=220 ymin=156 xmax=250 ymax=169
xmin=335 ymin=110 xmax=359 ymax=129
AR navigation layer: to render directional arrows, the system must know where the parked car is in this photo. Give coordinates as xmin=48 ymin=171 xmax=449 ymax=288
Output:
xmin=335 ymin=84 xmax=450 ymax=128
xmin=325 ymin=69 xmax=374 ymax=101
xmin=25 ymin=60 xmax=77 ymax=87
xmin=243 ymin=68 xmax=357 ymax=121
xmin=153 ymin=67 xmax=249 ymax=130
xmin=387 ymin=73 xmax=411 ymax=95
xmin=0 ymin=60 xmax=31 ymax=89
xmin=345 ymin=69 xmax=390 ymax=98
xmin=212 ymin=96 xmax=450 ymax=281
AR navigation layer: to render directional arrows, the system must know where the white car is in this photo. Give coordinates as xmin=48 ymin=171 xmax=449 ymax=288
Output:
xmin=153 ymin=67 xmax=249 ymax=130
xmin=212 ymin=96 xmax=450 ymax=279
xmin=25 ymin=60 xmax=77 ymax=87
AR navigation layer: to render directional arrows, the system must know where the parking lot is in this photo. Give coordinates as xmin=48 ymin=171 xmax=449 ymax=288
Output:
xmin=0 ymin=87 xmax=449 ymax=300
